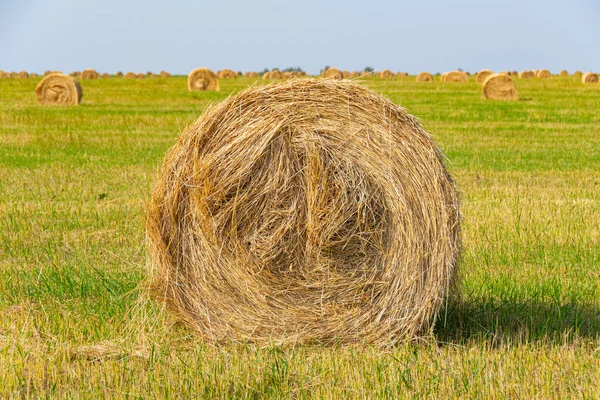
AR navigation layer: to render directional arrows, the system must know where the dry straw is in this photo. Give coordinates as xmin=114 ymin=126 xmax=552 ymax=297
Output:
xmin=342 ymin=70 xmax=352 ymax=78
xmin=35 ymin=73 xmax=82 ymax=106
xmin=536 ymin=69 xmax=551 ymax=79
xmin=559 ymin=70 xmax=569 ymax=77
xmin=396 ymin=72 xmax=408 ymax=78
xmin=217 ymin=69 xmax=237 ymax=79
xmin=245 ymin=72 xmax=259 ymax=78
xmin=322 ymin=67 xmax=343 ymax=79
xmin=476 ymin=69 xmax=494 ymax=83
xmin=136 ymin=73 xmax=145 ymax=79
xmin=160 ymin=71 xmax=172 ymax=78
xmin=187 ymin=68 xmax=220 ymax=91
xmin=482 ymin=73 xmax=518 ymax=101
xmin=146 ymin=79 xmax=461 ymax=346
xmin=441 ymin=71 xmax=468 ymax=83
xmin=518 ymin=70 xmax=535 ymax=79
xmin=124 ymin=72 xmax=136 ymax=79
xmin=416 ymin=72 xmax=433 ymax=82
xmin=18 ymin=71 xmax=29 ymax=79
xmin=263 ymin=70 xmax=283 ymax=80
xmin=581 ymin=72 xmax=598 ymax=84
xmin=81 ymin=69 xmax=99 ymax=79
xmin=116 ymin=71 xmax=124 ymax=77
xmin=378 ymin=70 xmax=395 ymax=79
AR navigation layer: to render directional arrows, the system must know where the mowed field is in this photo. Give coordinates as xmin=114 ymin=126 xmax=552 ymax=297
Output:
xmin=1 ymin=75 xmax=599 ymax=398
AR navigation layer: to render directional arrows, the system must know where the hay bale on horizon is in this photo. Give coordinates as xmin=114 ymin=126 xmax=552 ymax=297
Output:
xmin=476 ymin=69 xmax=494 ymax=83
xmin=349 ymin=71 xmax=360 ymax=78
xmin=282 ymin=72 xmax=292 ymax=79
xmin=245 ymin=72 xmax=259 ymax=78
xmin=187 ymin=68 xmax=220 ymax=91
xmin=18 ymin=71 xmax=29 ymax=79
xmin=581 ymin=72 xmax=598 ymax=84
xmin=35 ymin=73 xmax=82 ymax=106
xmin=322 ymin=67 xmax=343 ymax=79
xmin=441 ymin=70 xmax=468 ymax=83
xmin=559 ymin=70 xmax=569 ymax=76
xmin=482 ymin=73 xmax=518 ymax=101
xmin=81 ymin=69 xmax=99 ymax=79
xmin=536 ymin=69 xmax=551 ymax=79
xmin=378 ymin=69 xmax=395 ymax=79
xmin=396 ymin=72 xmax=408 ymax=78
xmin=342 ymin=70 xmax=352 ymax=78
xmin=146 ymin=79 xmax=461 ymax=346
xmin=574 ymin=70 xmax=583 ymax=77
xmin=101 ymin=73 xmax=110 ymax=78
xmin=160 ymin=71 xmax=171 ymax=78
xmin=136 ymin=73 xmax=145 ymax=79
xmin=518 ymin=70 xmax=535 ymax=79
xmin=116 ymin=71 xmax=124 ymax=77
xmin=217 ymin=69 xmax=236 ymax=79
xmin=264 ymin=70 xmax=283 ymax=79
xmin=124 ymin=72 xmax=136 ymax=79
xmin=416 ymin=72 xmax=433 ymax=82
xmin=30 ymin=72 xmax=39 ymax=78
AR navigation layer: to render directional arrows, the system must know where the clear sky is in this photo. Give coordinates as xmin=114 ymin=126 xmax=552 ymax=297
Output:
xmin=0 ymin=0 xmax=598 ymax=75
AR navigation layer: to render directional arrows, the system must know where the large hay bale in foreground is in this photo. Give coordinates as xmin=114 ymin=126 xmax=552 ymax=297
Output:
xmin=416 ymin=72 xmax=433 ymax=82
xmin=476 ymin=69 xmax=494 ymax=83
xmin=322 ymin=67 xmax=343 ymax=79
xmin=536 ymin=69 xmax=551 ymax=79
xmin=441 ymin=70 xmax=468 ymax=83
xmin=147 ymin=79 xmax=461 ymax=346
xmin=187 ymin=68 xmax=220 ymax=91
xmin=482 ymin=73 xmax=518 ymax=101
xmin=581 ymin=72 xmax=598 ymax=84
xmin=81 ymin=69 xmax=99 ymax=79
xmin=217 ymin=69 xmax=236 ymax=79
xmin=35 ymin=73 xmax=82 ymax=106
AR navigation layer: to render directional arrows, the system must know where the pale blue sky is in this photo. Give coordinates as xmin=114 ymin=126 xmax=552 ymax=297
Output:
xmin=0 ymin=0 xmax=598 ymax=75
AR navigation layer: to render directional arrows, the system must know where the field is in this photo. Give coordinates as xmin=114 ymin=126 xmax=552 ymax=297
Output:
xmin=1 ymin=75 xmax=599 ymax=398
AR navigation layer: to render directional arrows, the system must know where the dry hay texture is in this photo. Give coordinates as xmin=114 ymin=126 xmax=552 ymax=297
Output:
xmin=18 ymin=71 xmax=29 ymax=79
xmin=81 ymin=69 xmax=99 ymax=79
xmin=441 ymin=71 xmax=468 ymax=83
xmin=322 ymin=67 xmax=343 ymax=79
xmin=124 ymin=72 xmax=136 ymax=80
xmin=342 ymin=70 xmax=352 ymax=79
xmin=187 ymin=68 xmax=220 ymax=91
xmin=559 ymin=70 xmax=569 ymax=76
xmin=482 ymin=73 xmax=518 ymax=101
xmin=35 ymin=73 xmax=82 ymax=106
xmin=147 ymin=79 xmax=461 ymax=346
xmin=136 ymin=73 xmax=145 ymax=79
xmin=160 ymin=71 xmax=172 ymax=78
xmin=518 ymin=70 xmax=536 ymax=79
xmin=263 ymin=70 xmax=283 ymax=80
xmin=217 ymin=69 xmax=237 ymax=79
xmin=116 ymin=71 xmax=124 ymax=77
xmin=476 ymin=69 xmax=494 ymax=83
xmin=536 ymin=69 xmax=551 ymax=79
xmin=245 ymin=72 xmax=259 ymax=78
xmin=581 ymin=72 xmax=599 ymax=84
xmin=378 ymin=70 xmax=395 ymax=79
xmin=416 ymin=72 xmax=433 ymax=82
xmin=396 ymin=72 xmax=408 ymax=78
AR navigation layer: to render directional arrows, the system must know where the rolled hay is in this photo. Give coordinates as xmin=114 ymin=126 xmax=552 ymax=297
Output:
xmin=116 ymin=71 xmax=124 ymax=77
xmin=217 ymin=69 xmax=237 ymax=79
xmin=574 ymin=70 xmax=582 ymax=77
xmin=476 ymin=69 xmax=494 ymax=83
xmin=536 ymin=69 xmax=551 ymax=79
xmin=581 ymin=72 xmax=599 ymax=84
xmin=282 ymin=72 xmax=292 ymax=79
xmin=236 ymin=71 xmax=243 ymax=76
xmin=187 ymin=68 xmax=220 ymax=91
xmin=146 ymin=71 xmax=153 ymax=77
xmin=262 ymin=71 xmax=272 ymax=80
xmin=245 ymin=72 xmax=259 ymax=78
xmin=267 ymin=70 xmax=284 ymax=79
xmin=160 ymin=71 xmax=172 ymax=78
xmin=360 ymin=71 xmax=373 ymax=78
xmin=342 ymin=70 xmax=352 ymax=78
xmin=378 ymin=69 xmax=395 ymax=79
xmin=147 ymin=78 xmax=461 ymax=346
xmin=69 ymin=71 xmax=81 ymax=78
xmin=322 ymin=67 xmax=343 ymax=79
xmin=124 ymin=72 xmax=136 ymax=79
xmin=101 ymin=73 xmax=110 ymax=78
xmin=349 ymin=71 xmax=360 ymax=78
xmin=136 ymin=73 xmax=145 ymax=79
xmin=35 ymin=73 xmax=82 ymax=106
xmin=0 ymin=72 xmax=11 ymax=79
xmin=396 ymin=72 xmax=408 ymax=78
xmin=482 ymin=73 xmax=518 ymax=101
xmin=518 ymin=70 xmax=535 ymax=79
xmin=441 ymin=70 xmax=468 ymax=83
xmin=416 ymin=72 xmax=433 ymax=82
xmin=30 ymin=72 xmax=39 ymax=78
xmin=559 ymin=70 xmax=569 ymax=77
xmin=81 ymin=69 xmax=99 ymax=79
xmin=18 ymin=71 xmax=29 ymax=79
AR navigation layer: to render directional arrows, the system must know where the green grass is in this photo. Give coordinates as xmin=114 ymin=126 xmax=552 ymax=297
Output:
xmin=1 ymin=75 xmax=599 ymax=398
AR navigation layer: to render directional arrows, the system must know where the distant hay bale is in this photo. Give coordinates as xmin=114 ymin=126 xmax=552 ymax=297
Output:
xmin=69 ymin=71 xmax=81 ymax=78
xmin=81 ymin=69 xmax=99 ymax=79
xmin=187 ymin=68 xmax=220 ymax=91
xmin=262 ymin=71 xmax=272 ymax=80
xmin=18 ymin=71 xmax=29 ymax=79
xmin=124 ymin=72 xmax=136 ymax=79
xmin=574 ymin=70 xmax=582 ymax=77
xmin=136 ymin=73 xmax=145 ymax=79
xmin=349 ymin=71 xmax=360 ymax=78
xmin=559 ymin=70 xmax=569 ymax=77
xmin=482 ymin=73 xmax=518 ymax=101
xmin=30 ymin=72 xmax=39 ymax=78
xmin=0 ymin=72 xmax=11 ymax=79
xmin=146 ymin=71 xmax=153 ymax=77
xmin=360 ymin=71 xmax=373 ymax=78
xmin=245 ymin=72 xmax=259 ymax=78
xmin=147 ymin=78 xmax=461 ymax=346
xmin=476 ymin=69 xmax=494 ymax=83
xmin=581 ymin=72 xmax=598 ymax=84
xmin=441 ymin=71 xmax=468 ymax=83
xmin=518 ymin=70 xmax=535 ymax=79
xmin=101 ymin=73 xmax=110 ymax=78
xmin=35 ymin=73 xmax=82 ymax=106
xmin=283 ymin=72 xmax=292 ymax=79
xmin=536 ymin=69 xmax=551 ymax=79
xmin=342 ymin=70 xmax=352 ymax=78
xmin=416 ymin=72 xmax=433 ymax=82
xmin=322 ymin=67 xmax=343 ymax=79
xmin=217 ymin=69 xmax=236 ymax=79
xmin=160 ymin=71 xmax=172 ymax=78
xmin=116 ymin=71 xmax=124 ymax=77
xmin=396 ymin=72 xmax=408 ymax=78
xmin=298 ymin=71 xmax=307 ymax=76
xmin=378 ymin=69 xmax=395 ymax=79
xmin=236 ymin=71 xmax=243 ymax=76
xmin=265 ymin=70 xmax=283 ymax=79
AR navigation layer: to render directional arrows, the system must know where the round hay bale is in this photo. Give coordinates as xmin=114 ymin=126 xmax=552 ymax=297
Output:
xmin=160 ymin=71 xmax=172 ymax=78
xmin=44 ymin=70 xmax=53 ymax=77
xmin=342 ymin=70 xmax=352 ymax=78
xmin=136 ymin=73 xmax=145 ymax=79
xmin=236 ymin=71 xmax=243 ymax=76
xmin=69 ymin=71 xmax=81 ymax=78
xmin=378 ymin=69 xmax=395 ymax=79
xmin=574 ymin=70 xmax=582 ymax=77
xmin=187 ymin=68 xmax=220 ymax=91
xmin=416 ymin=72 xmax=433 ymax=82
xmin=146 ymin=71 xmax=153 ymax=77
xmin=30 ymin=72 xmax=39 ymax=78
xmin=116 ymin=71 xmax=124 ymax=77
xmin=581 ymin=72 xmax=598 ymax=84
xmin=268 ymin=70 xmax=283 ymax=79
xmin=559 ymin=70 xmax=569 ymax=77
xmin=518 ymin=70 xmax=535 ymax=79
xmin=476 ymin=69 xmax=494 ymax=83
xmin=262 ymin=71 xmax=272 ymax=80
xmin=396 ymin=72 xmax=408 ymax=78
xmin=81 ymin=69 xmax=99 ymax=79
xmin=349 ymin=71 xmax=360 ymax=78
xmin=283 ymin=72 xmax=292 ymax=79
xmin=18 ymin=71 xmax=29 ymax=79
xmin=35 ymin=73 xmax=82 ymax=106
xmin=101 ymin=73 xmax=110 ymax=78
xmin=482 ymin=73 xmax=518 ymax=101
xmin=536 ymin=69 xmax=551 ymax=79
xmin=147 ymin=79 xmax=461 ymax=346
xmin=245 ymin=72 xmax=259 ymax=78
xmin=322 ymin=67 xmax=343 ymax=79
xmin=217 ymin=69 xmax=236 ymax=79
xmin=441 ymin=71 xmax=468 ymax=83
xmin=1 ymin=72 xmax=11 ymax=79
xmin=124 ymin=72 xmax=136 ymax=79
